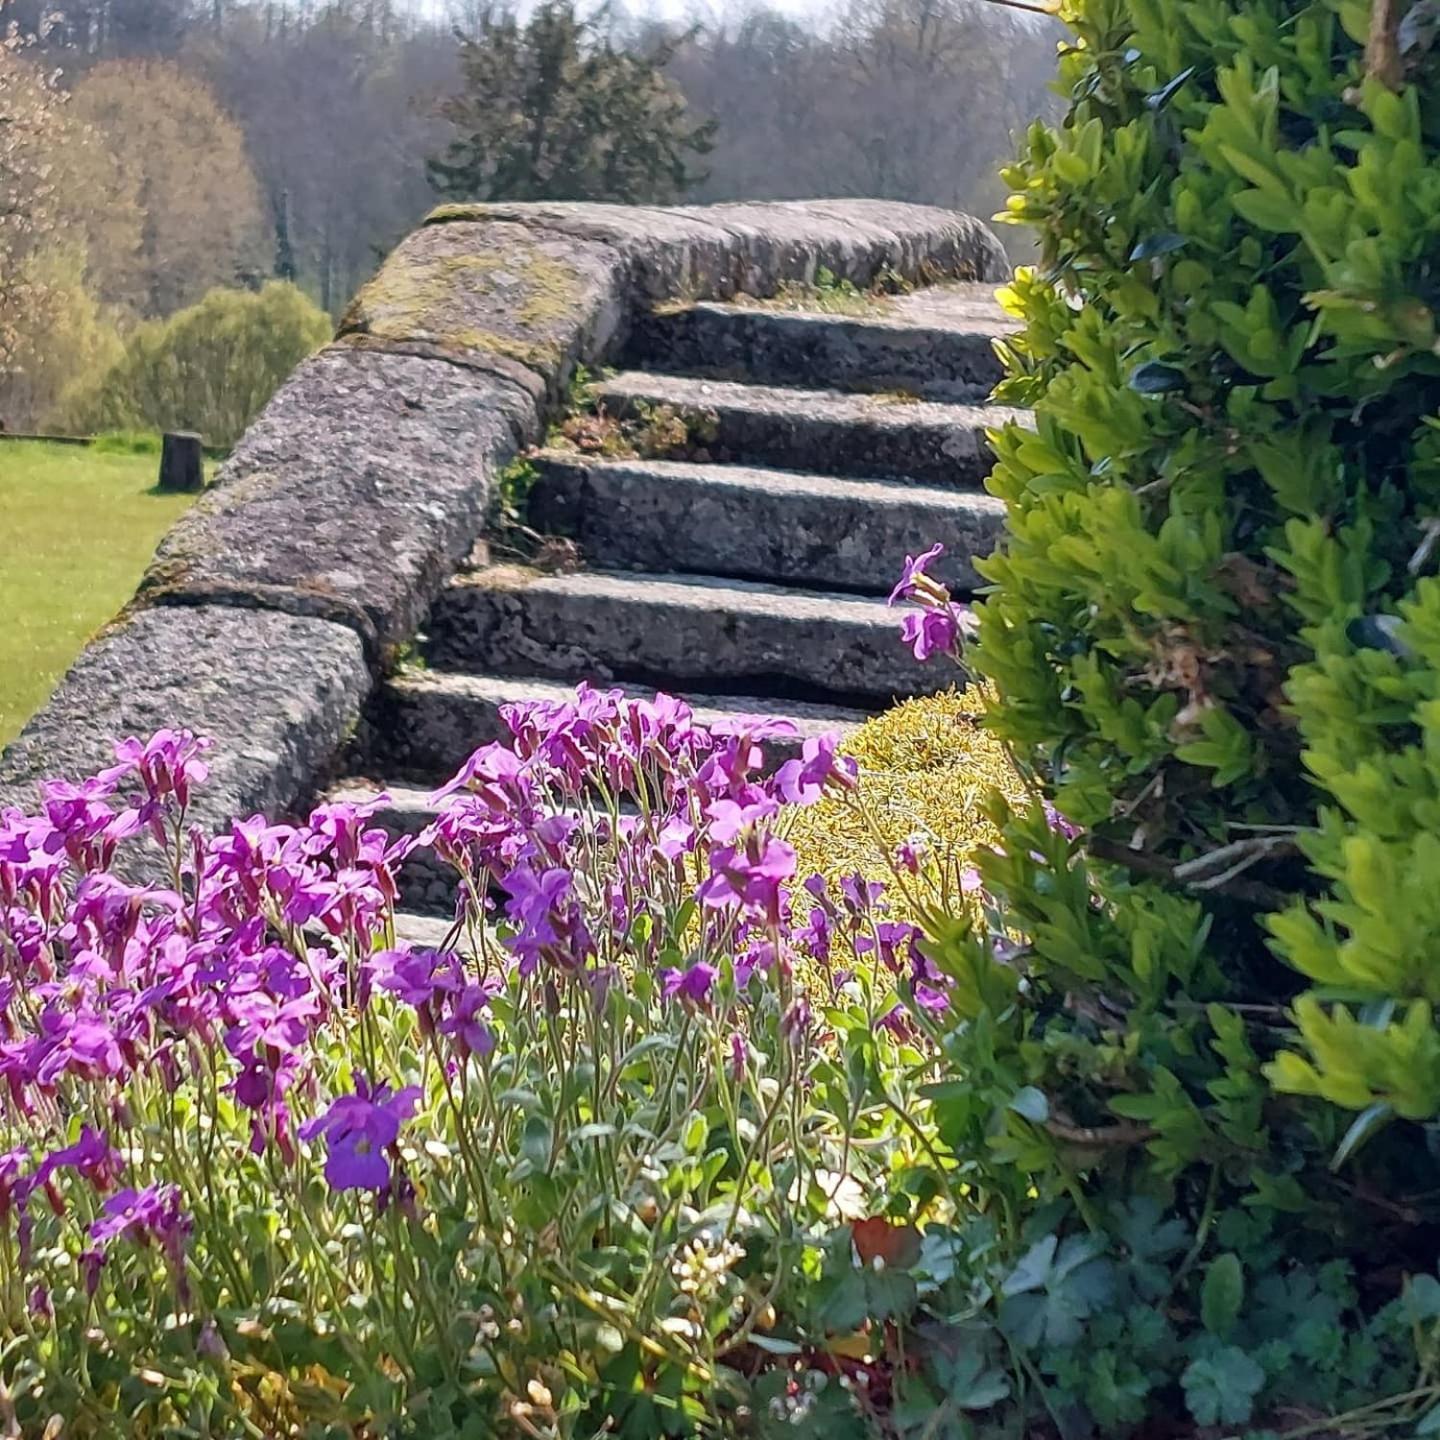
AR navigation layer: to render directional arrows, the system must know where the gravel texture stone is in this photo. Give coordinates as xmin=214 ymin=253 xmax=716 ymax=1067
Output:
xmin=529 ymin=452 xmax=1005 ymax=594
xmin=141 ymin=347 xmax=532 ymax=658
xmin=362 ymin=668 xmax=866 ymax=783
xmin=425 ymin=199 xmax=1010 ymax=302
xmin=628 ymin=288 xmax=1011 ymax=402
xmin=0 ymin=606 xmax=370 ymax=841
xmin=427 ymin=566 xmax=959 ymax=706
xmin=591 ymin=371 xmax=1021 ymax=487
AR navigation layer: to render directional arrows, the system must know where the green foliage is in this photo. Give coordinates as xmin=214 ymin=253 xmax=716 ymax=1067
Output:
xmin=429 ymin=1 xmax=714 ymax=205
xmin=55 ymin=280 xmax=330 ymax=447
xmin=0 ymin=243 xmax=125 ymax=433
xmin=896 ymin=0 xmax=1440 ymax=1428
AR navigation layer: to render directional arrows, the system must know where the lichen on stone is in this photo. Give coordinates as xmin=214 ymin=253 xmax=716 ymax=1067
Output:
xmin=342 ymin=251 xmax=505 ymax=339
xmin=341 ymin=233 xmax=593 ymax=379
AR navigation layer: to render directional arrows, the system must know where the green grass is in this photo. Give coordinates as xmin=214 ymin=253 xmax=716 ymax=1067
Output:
xmin=0 ymin=441 xmax=194 ymax=748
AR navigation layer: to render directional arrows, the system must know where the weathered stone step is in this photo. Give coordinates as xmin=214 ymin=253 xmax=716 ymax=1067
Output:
xmin=395 ymin=910 xmax=460 ymax=948
xmin=628 ymin=288 xmax=1011 ymax=401
xmin=365 ymin=668 xmax=866 ymax=783
xmin=589 ymin=372 xmax=1019 ymax=487
xmin=528 ymin=451 xmax=1002 ymax=597
xmin=427 ymin=566 xmax=960 ymax=708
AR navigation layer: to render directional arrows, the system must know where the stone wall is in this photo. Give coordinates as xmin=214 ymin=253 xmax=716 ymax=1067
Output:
xmin=0 ymin=199 xmax=1007 ymax=833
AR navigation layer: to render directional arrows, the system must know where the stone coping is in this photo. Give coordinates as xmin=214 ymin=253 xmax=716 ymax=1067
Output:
xmin=0 ymin=199 xmax=1006 ymax=821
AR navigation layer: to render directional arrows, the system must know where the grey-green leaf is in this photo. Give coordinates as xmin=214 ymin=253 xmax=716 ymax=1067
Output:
xmin=1201 ymin=1252 xmax=1244 ymax=1336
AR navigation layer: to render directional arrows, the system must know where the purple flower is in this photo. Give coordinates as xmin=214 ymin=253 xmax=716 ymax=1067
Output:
xmin=855 ymin=920 xmax=921 ymax=974
xmin=729 ymin=1032 xmax=750 ymax=1080
xmin=301 ymin=1075 xmax=423 ymax=1193
xmin=90 ymin=1183 xmax=191 ymax=1268
xmin=888 ymin=543 xmax=947 ymax=606
xmin=900 ymin=605 xmax=971 ymax=662
xmin=839 ymin=873 xmax=886 ymax=917
xmin=781 ymin=997 xmax=813 ymax=1046
xmin=705 ymin=792 xmax=779 ymax=843
xmin=697 ymin=835 xmax=797 ymax=921
xmin=1043 ymin=801 xmax=1081 ymax=840
xmin=914 ymin=982 xmax=950 ymax=1014
xmin=437 ymin=983 xmax=499 ymax=1059
xmin=502 ymin=865 xmax=594 ymax=972
xmin=0 ymin=1147 xmax=33 ymax=1223
xmin=431 ymin=741 xmax=526 ymax=804
xmin=109 ymin=730 xmax=211 ymax=809
xmin=774 ymin=734 xmax=858 ymax=807
xmin=40 ymin=1126 xmax=123 ymax=1192
xmin=369 ymin=948 xmax=460 ymax=1012
xmin=656 ymin=816 xmax=696 ymax=860
xmin=660 ymin=961 xmax=718 ymax=1006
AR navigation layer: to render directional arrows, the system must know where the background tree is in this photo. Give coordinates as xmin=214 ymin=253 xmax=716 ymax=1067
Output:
xmin=57 ymin=280 xmax=332 ymax=444
xmin=65 ymin=59 xmax=268 ymax=315
xmin=192 ymin=5 xmax=455 ymax=311
xmin=428 ymin=0 xmax=714 ymax=205
xmin=0 ymin=35 xmax=64 ymax=394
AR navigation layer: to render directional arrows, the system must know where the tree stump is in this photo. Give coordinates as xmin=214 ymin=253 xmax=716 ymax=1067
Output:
xmin=158 ymin=432 xmax=205 ymax=493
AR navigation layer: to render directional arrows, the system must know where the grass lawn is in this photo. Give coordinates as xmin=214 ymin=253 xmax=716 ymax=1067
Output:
xmin=0 ymin=440 xmax=194 ymax=749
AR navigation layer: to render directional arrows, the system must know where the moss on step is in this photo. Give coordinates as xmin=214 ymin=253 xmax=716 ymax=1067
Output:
xmin=785 ymin=686 xmax=1027 ymax=916
xmin=341 ymin=234 xmax=594 ymax=376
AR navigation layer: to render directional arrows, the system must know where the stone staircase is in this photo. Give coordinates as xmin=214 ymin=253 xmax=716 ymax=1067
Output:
xmin=333 ymin=283 xmax=1016 ymax=935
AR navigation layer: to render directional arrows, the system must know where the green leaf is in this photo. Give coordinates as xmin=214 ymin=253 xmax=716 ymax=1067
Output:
xmin=748 ymin=1336 xmax=804 ymax=1356
xmin=681 ymin=1111 xmax=709 ymax=1154
xmin=1404 ymin=1274 xmax=1440 ymax=1323
xmin=1416 ymin=1404 xmax=1440 ymax=1435
xmin=1332 ymin=1101 xmax=1393 ymax=1169
xmin=569 ymin=1122 xmax=618 ymax=1145
xmin=1146 ymin=66 xmax=1195 ymax=109
xmin=1001 ymin=1234 xmax=1057 ymax=1296
xmin=1182 ymin=1347 xmax=1265 ymax=1426
xmin=521 ymin=1114 xmax=552 ymax=1171
xmin=1008 ymin=1086 xmax=1050 ymax=1122
xmin=1201 ymin=1253 xmax=1244 ymax=1337
xmin=1129 ymin=361 xmax=1187 ymax=394
xmin=1231 ymin=188 xmax=1300 ymax=233
xmin=1130 ymin=232 xmax=1188 ymax=261
xmin=937 ymin=1348 xmax=1011 ymax=1410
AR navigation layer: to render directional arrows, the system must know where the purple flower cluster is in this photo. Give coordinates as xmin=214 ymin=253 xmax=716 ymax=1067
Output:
xmin=1 ymin=689 xmax=943 ymax=1321
xmin=888 ymin=543 xmax=976 ymax=663
xmin=424 ymin=685 xmax=858 ymax=991
xmin=0 ymin=728 xmax=438 ymax=1275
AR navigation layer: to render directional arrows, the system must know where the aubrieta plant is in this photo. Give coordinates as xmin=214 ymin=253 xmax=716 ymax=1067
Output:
xmin=0 ymin=695 xmax=975 ymax=1439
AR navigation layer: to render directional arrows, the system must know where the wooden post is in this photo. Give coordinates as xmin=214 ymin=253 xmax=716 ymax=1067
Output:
xmin=158 ymin=432 xmax=205 ymax=493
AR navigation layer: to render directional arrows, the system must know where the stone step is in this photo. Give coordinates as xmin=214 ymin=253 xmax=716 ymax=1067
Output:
xmin=628 ymin=287 xmax=1011 ymax=401
xmin=395 ymin=910 xmax=461 ymax=948
xmin=588 ymin=372 xmax=1019 ymax=488
xmin=528 ymin=451 xmax=1002 ymax=597
xmin=364 ymin=668 xmax=867 ymax=784
xmin=427 ymin=566 xmax=961 ymax=708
